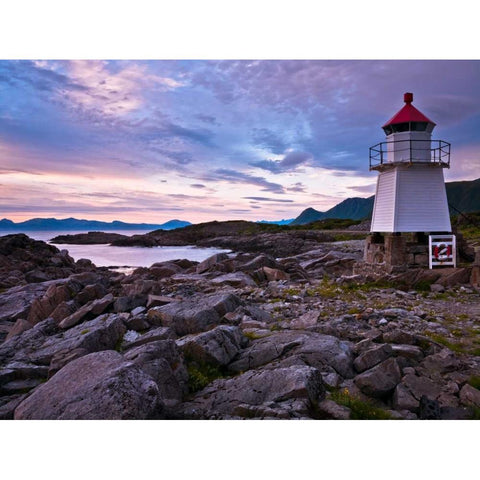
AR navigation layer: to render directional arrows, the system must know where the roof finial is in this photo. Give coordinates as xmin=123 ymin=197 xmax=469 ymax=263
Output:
xmin=404 ymin=92 xmax=413 ymax=104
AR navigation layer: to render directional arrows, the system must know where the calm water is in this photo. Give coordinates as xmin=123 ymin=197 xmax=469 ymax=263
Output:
xmin=2 ymin=229 xmax=230 ymax=268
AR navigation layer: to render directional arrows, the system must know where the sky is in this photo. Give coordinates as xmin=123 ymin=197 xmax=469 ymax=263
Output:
xmin=1 ymin=59 xmax=480 ymax=224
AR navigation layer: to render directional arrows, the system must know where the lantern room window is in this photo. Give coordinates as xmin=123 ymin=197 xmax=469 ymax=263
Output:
xmin=383 ymin=121 xmax=429 ymax=135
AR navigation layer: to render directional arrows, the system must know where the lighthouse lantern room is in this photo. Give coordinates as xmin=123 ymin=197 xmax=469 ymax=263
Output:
xmin=363 ymin=93 xmax=455 ymax=273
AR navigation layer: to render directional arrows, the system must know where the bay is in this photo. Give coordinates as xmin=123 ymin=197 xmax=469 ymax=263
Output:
xmin=2 ymin=229 xmax=230 ymax=268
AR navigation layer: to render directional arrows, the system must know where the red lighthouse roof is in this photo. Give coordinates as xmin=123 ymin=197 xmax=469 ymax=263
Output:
xmin=382 ymin=92 xmax=436 ymax=128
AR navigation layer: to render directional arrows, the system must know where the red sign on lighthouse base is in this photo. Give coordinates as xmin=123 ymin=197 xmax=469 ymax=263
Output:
xmin=429 ymin=235 xmax=456 ymax=268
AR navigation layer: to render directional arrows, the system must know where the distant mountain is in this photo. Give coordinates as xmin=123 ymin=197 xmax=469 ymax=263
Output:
xmin=291 ymin=177 xmax=480 ymax=225
xmin=290 ymin=197 xmax=374 ymax=225
xmin=0 ymin=217 xmax=192 ymax=231
xmin=256 ymin=219 xmax=295 ymax=225
xmin=446 ymin=178 xmax=480 ymax=213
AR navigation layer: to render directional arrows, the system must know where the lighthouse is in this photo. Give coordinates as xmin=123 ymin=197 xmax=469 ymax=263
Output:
xmin=370 ymin=92 xmax=451 ymax=233
xmin=363 ymin=93 xmax=454 ymax=272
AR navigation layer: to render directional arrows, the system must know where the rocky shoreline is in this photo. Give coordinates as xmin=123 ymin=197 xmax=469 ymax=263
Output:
xmin=1 ymin=232 xmax=479 ymax=420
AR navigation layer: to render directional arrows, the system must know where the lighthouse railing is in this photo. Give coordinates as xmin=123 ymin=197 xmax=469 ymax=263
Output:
xmin=369 ymin=139 xmax=450 ymax=170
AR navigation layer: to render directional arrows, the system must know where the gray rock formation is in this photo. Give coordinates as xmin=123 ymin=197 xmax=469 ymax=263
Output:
xmin=14 ymin=351 xmax=161 ymax=419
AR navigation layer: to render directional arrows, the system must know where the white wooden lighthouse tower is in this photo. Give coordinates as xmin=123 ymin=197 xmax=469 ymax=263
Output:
xmin=370 ymin=92 xmax=451 ymax=233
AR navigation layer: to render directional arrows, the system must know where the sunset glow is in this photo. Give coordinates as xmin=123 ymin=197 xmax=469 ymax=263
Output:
xmin=1 ymin=60 xmax=480 ymax=223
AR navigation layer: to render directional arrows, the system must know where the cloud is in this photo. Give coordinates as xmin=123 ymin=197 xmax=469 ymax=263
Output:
xmin=201 ymin=168 xmax=285 ymax=194
xmin=251 ymin=128 xmax=287 ymax=154
xmin=243 ymin=196 xmax=294 ymax=203
xmin=288 ymin=182 xmax=306 ymax=193
xmin=250 ymin=150 xmax=313 ymax=174
xmin=346 ymin=184 xmax=377 ymax=194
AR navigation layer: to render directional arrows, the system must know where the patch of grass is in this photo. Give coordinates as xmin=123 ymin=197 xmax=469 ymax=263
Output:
xmin=470 ymin=407 xmax=480 ymax=420
xmin=468 ymin=375 xmax=480 ymax=390
xmin=282 ymin=287 xmax=301 ymax=296
xmin=414 ymin=280 xmax=433 ymax=292
xmin=243 ymin=331 xmax=265 ymax=341
xmin=347 ymin=307 xmax=362 ymax=315
xmin=186 ymin=360 xmax=227 ymax=393
xmin=423 ymin=332 xmax=480 ymax=356
xmin=330 ymin=388 xmax=393 ymax=420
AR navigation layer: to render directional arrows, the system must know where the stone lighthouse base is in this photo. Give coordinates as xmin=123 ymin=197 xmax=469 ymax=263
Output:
xmin=355 ymin=233 xmax=431 ymax=275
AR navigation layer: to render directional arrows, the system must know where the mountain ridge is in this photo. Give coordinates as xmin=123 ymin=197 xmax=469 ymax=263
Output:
xmin=291 ymin=177 xmax=480 ymax=225
xmin=0 ymin=217 xmax=192 ymax=231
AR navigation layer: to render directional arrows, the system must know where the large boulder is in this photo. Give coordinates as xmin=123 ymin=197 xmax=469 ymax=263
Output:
xmin=147 ymin=293 xmax=242 ymax=336
xmin=179 ymin=365 xmax=325 ymax=419
xmin=58 ymin=293 xmax=114 ymax=329
xmin=14 ymin=351 xmax=161 ymax=419
xmin=27 ymin=281 xmax=82 ymax=325
xmin=124 ymin=340 xmax=188 ymax=407
xmin=0 ymin=314 xmax=126 ymax=372
xmin=228 ymin=331 xmax=355 ymax=379
xmin=196 ymin=253 xmax=230 ymax=274
xmin=176 ymin=326 xmax=247 ymax=366
xmin=353 ymin=344 xmax=393 ymax=373
xmin=354 ymin=357 xmax=402 ymax=398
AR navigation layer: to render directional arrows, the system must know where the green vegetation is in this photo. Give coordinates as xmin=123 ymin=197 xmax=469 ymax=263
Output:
xmin=80 ymin=329 xmax=90 ymax=335
xmin=186 ymin=360 xmax=227 ymax=393
xmin=424 ymin=332 xmax=480 ymax=356
xmin=329 ymin=388 xmax=394 ymax=420
xmin=468 ymin=375 xmax=480 ymax=391
xmin=243 ymin=331 xmax=267 ymax=340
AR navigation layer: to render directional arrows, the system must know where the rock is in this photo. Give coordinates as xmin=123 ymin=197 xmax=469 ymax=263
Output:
xmin=124 ymin=314 xmax=150 ymax=332
xmin=289 ymin=310 xmax=319 ymax=330
xmin=48 ymin=347 xmax=90 ymax=377
xmin=430 ymin=284 xmax=445 ymax=293
xmin=401 ymin=373 xmax=443 ymax=401
xmin=113 ymin=295 xmax=147 ymax=313
xmin=316 ymin=399 xmax=351 ymax=419
xmin=229 ymin=331 xmax=354 ymax=379
xmin=196 ymin=253 xmax=229 ymax=274
xmin=146 ymin=295 xmax=180 ymax=309
xmin=353 ymin=344 xmax=393 ymax=373
xmin=176 ymin=326 xmax=247 ymax=366
xmin=0 ymin=393 xmax=29 ymax=420
xmin=392 ymin=384 xmax=419 ymax=411
xmin=262 ymin=267 xmax=289 ymax=282
xmin=124 ymin=340 xmax=188 ymax=407
xmin=147 ymin=293 xmax=242 ymax=336
xmin=122 ymin=326 xmax=175 ymax=350
xmin=418 ymin=395 xmax=441 ymax=419
xmin=27 ymin=282 xmax=82 ymax=325
xmin=210 ymin=272 xmax=257 ymax=288
xmin=239 ymin=254 xmax=281 ymax=272
xmin=76 ymin=283 xmax=107 ymax=305
xmin=5 ymin=319 xmax=33 ymax=341
xmin=14 ymin=351 xmax=161 ymax=419
xmin=3 ymin=314 xmax=126 ymax=368
xmin=0 ymin=281 xmax=57 ymax=325
xmin=391 ymin=344 xmax=424 ymax=363
xmin=419 ymin=349 xmax=461 ymax=374
xmin=354 ymin=357 xmax=402 ymax=398
xmin=50 ymin=300 xmax=77 ymax=323
xmin=382 ymin=330 xmax=418 ymax=345
xmin=59 ymin=293 xmax=114 ymax=329
xmin=459 ymin=384 xmax=480 ymax=407
xmin=179 ymin=365 xmax=324 ymax=419
xmin=149 ymin=263 xmax=183 ymax=279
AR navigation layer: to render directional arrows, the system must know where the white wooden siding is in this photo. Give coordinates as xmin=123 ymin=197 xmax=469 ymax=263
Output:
xmin=394 ymin=165 xmax=451 ymax=232
xmin=371 ymin=168 xmax=396 ymax=232
xmin=371 ymin=165 xmax=451 ymax=233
